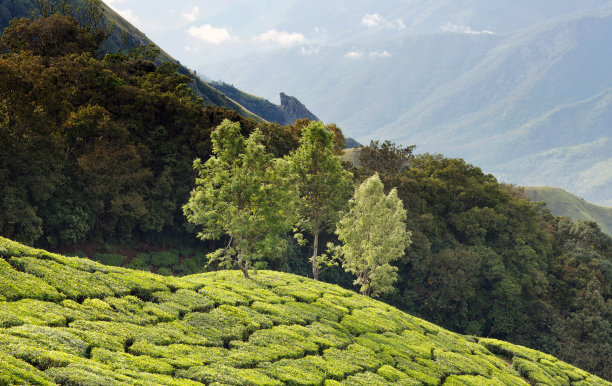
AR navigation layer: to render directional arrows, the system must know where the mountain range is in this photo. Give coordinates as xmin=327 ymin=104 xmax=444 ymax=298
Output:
xmin=200 ymin=1 xmax=612 ymax=206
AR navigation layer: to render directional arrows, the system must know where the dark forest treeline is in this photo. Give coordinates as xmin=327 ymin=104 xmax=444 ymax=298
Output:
xmin=0 ymin=14 xmax=298 ymax=250
xmin=0 ymin=14 xmax=610 ymax=379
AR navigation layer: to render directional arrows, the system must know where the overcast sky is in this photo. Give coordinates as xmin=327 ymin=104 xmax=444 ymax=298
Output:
xmin=103 ymin=0 xmax=609 ymax=77
xmin=102 ymin=0 xmax=440 ymax=70
xmin=104 ymin=0 xmax=324 ymax=68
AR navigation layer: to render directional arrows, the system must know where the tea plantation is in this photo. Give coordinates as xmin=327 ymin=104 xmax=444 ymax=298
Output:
xmin=0 ymin=237 xmax=608 ymax=385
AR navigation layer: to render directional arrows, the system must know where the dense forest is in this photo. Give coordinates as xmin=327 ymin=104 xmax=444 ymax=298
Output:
xmin=0 ymin=12 xmax=610 ymax=380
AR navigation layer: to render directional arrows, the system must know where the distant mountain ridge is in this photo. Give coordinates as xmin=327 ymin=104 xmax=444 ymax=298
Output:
xmin=0 ymin=0 xmax=319 ymax=126
xmin=209 ymin=82 xmax=319 ymax=125
xmin=201 ymin=2 xmax=612 ymax=206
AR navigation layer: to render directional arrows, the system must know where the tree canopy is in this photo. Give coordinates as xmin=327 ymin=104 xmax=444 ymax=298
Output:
xmin=336 ymin=173 xmax=411 ymax=297
xmin=287 ymin=121 xmax=353 ymax=280
xmin=183 ymin=119 xmax=297 ymax=278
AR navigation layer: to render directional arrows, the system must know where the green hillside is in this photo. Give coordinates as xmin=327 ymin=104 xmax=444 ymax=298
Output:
xmin=524 ymin=186 xmax=612 ymax=236
xmin=0 ymin=237 xmax=608 ymax=385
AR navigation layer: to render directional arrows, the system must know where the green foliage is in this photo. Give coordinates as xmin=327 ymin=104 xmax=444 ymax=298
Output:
xmin=287 ymin=121 xmax=353 ymax=280
xmin=150 ymin=251 xmax=179 ymax=268
xmin=0 ymin=12 xmax=276 ymax=249
xmin=0 ymin=237 xmax=608 ymax=385
xmin=359 ymin=140 xmax=415 ymax=176
xmin=347 ymin=146 xmax=612 ymax=378
xmin=0 ymin=14 xmax=100 ymax=57
xmin=0 ymin=349 xmax=55 ymax=385
xmin=92 ymin=253 xmax=126 ymax=267
xmin=184 ymin=119 xmax=298 ymax=278
xmin=336 ymin=173 xmax=411 ymax=297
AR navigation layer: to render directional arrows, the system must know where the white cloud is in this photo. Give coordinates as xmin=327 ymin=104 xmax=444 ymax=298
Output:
xmin=106 ymin=0 xmax=140 ymax=24
xmin=116 ymin=9 xmax=139 ymax=24
xmin=441 ymin=23 xmax=494 ymax=35
xmin=344 ymin=49 xmax=363 ymax=59
xmin=362 ymin=13 xmax=405 ymax=30
xmin=254 ymin=29 xmax=306 ymax=46
xmin=362 ymin=13 xmax=384 ymax=27
xmin=301 ymin=45 xmax=320 ymax=55
xmin=188 ymin=24 xmax=236 ymax=44
xmin=370 ymin=50 xmax=391 ymax=58
xmin=182 ymin=6 xmax=199 ymax=22
xmin=392 ymin=19 xmax=406 ymax=30
xmin=104 ymin=1 xmax=139 ymax=24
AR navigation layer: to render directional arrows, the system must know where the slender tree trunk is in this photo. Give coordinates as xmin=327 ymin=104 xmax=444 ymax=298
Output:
xmin=237 ymin=256 xmax=250 ymax=279
xmin=312 ymin=232 xmax=319 ymax=281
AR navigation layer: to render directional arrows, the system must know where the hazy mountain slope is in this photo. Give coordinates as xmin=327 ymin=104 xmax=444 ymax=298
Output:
xmin=254 ymin=0 xmax=612 ymax=48
xmin=201 ymin=8 xmax=612 ymax=205
xmin=524 ymin=186 xmax=612 ymax=235
xmin=0 ymin=237 xmax=608 ymax=385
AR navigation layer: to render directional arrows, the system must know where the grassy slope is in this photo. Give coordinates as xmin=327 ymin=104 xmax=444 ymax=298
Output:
xmin=0 ymin=237 xmax=608 ymax=385
xmin=523 ymin=186 xmax=612 ymax=236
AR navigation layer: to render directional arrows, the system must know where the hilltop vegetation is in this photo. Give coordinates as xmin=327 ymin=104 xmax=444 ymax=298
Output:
xmin=0 ymin=237 xmax=609 ymax=385
xmin=0 ymin=12 xmax=307 ymax=249
xmin=1 ymin=7 xmax=612 ymax=381
xmin=0 ymin=0 xmax=320 ymax=124
xmin=523 ymin=186 xmax=612 ymax=236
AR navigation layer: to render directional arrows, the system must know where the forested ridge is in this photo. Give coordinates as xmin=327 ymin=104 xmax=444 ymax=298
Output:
xmin=0 ymin=11 xmax=611 ymax=381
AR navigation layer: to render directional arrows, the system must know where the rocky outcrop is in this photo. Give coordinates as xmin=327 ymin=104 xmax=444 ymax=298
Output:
xmin=278 ymin=92 xmax=319 ymax=125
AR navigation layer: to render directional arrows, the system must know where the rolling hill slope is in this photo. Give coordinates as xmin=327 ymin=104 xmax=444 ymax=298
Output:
xmin=524 ymin=186 xmax=612 ymax=236
xmin=0 ymin=237 xmax=608 ymax=385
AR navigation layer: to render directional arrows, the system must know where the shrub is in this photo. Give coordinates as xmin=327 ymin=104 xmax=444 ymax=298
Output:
xmin=341 ymin=371 xmax=391 ymax=385
xmin=150 ymin=251 xmax=179 ymax=268
xmin=128 ymin=341 xmax=227 ymax=368
xmin=156 ymin=267 xmax=173 ymax=276
xmin=92 ymin=253 xmax=127 ymax=267
xmin=177 ymin=364 xmax=282 ymax=385
xmin=0 ymin=350 xmax=54 ymax=385
xmin=91 ymin=347 xmax=174 ymax=375
xmin=9 ymin=256 xmax=115 ymax=300
xmin=0 ymin=259 xmax=64 ymax=302
xmin=7 ymin=325 xmax=88 ymax=357
xmin=125 ymin=254 xmax=151 ymax=271
xmin=261 ymin=355 xmax=329 ymax=385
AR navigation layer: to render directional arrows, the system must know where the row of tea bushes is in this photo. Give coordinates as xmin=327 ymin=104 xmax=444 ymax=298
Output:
xmin=0 ymin=237 xmax=608 ymax=385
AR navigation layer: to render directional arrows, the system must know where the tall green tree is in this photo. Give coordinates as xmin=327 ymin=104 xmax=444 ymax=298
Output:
xmin=183 ymin=119 xmax=297 ymax=278
xmin=335 ymin=173 xmax=411 ymax=297
xmin=287 ymin=121 xmax=353 ymax=280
